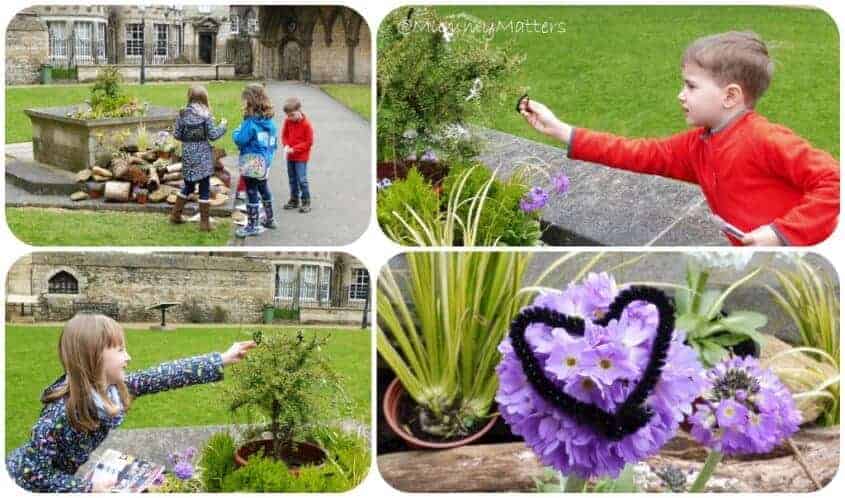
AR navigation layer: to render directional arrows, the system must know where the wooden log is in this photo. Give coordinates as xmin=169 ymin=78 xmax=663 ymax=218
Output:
xmin=111 ymin=159 xmax=129 ymax=180
xmin=127 ymin=155 xmax=146 ymax=166
xmin=208 ymin=193 xmax=228 ymax=207
xmin=149 ymin=185 xmax=174 ymax=203
xmin=163 ymin=172 xmax=183 ymax=182
xmin=91 ymin=166 xmax=112 ymax=178
xmin=104 ymin=181 xmax=132 ymax=202
xmin=92 ymin=174 xmax=111 ymax=182
xmin=75 ymin=169 xmax=92 ymax=183
xmin=376 ymin=427 xmax=838 ymax=493
xmin=147 ymin=167 xmax=160 ymax=191
xmin=142 ymin=150 xmax=158 ymax=162
xmin=166 ymin=162 xmax=183 ymax=173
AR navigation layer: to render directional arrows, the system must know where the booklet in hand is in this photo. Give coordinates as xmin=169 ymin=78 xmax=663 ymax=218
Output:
xmin=84 ymin=449 xmax=165 ymax=493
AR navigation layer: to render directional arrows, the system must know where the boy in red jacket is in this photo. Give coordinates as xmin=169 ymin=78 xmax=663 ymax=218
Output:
xmin=520 ymin=31 xmax=839 ymax=246
xmin=281 ymin=97 xmax=315 ymax=213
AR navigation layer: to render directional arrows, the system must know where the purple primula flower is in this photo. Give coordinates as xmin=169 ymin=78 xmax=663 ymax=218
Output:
xmin=519 ymin=187 xmax=549 ymax=213
xmin=552 ymin=172 xmax=571 ymax=195
xmin=689 ymin=356 xmax=801 ymax=455
xmin=173 ymin=460 xmax=194 ymax=480
xmin=496 ymin=272 xmax=707 ymax=479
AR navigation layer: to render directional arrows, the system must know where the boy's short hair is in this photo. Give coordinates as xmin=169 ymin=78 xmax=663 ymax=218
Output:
xmin=682 ymin=31 xmax=774 ymax=108
xmin=283 ymin=97 xmax=302 ymax=113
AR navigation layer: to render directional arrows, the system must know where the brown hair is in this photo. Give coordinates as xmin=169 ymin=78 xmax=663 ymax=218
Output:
xmin=242 ymin=83 xmax=275 ymax=118
xmin=42 ymin=314 xmax=133 ymax=432
xmin=682 ymin=31 xmax=774 ymax=108
xmin=283 ymin=97 xmax=302 ymax=114
xmin=187 ymin=85 xmax=210 ymax=110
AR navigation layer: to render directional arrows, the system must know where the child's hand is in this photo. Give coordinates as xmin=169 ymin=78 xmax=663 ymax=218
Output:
xmin=221 ymin=341 xmax=256 ymax=366
xmin=219 ymin=118 xmax=228 ymax=127
xmin=520 ymin=99 xmax=572 ymax=143
xmin=740 ymin=225 xmax=782 ymax=246
xmin=284 ymin=145 xmax=293 ymax=154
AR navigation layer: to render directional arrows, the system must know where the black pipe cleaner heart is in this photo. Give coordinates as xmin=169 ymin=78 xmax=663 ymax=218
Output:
xmin=508 ymin=285 xmax=675 ymax=441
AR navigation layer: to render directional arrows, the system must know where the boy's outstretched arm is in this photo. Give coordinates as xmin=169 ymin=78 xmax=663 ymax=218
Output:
xmin=756 ymin=127 xmax=840 ymax=246
xmin=125 ymin=342 xmax=254 ymax=397
xmin=521 ymin=99 xmax=698 ymax=183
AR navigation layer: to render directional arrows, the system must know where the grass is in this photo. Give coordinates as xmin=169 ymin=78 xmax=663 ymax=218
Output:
xmin=319 ymin=84 xmax=371 ymax=121
xmin=5 ymin=81 xmax=249 ymax=153
xmin=433 ymin=5 xmax=839 ymax=157
xmin=5 ymin=325 xmax=371 ymax=452
xmin=6 ymin=207 xmax=232 ymax=246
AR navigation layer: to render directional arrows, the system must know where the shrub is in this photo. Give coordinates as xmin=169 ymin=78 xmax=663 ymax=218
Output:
xmin=184 ymin=298 xmax=206 ymax=324
xmin=72 ymin=66 xmax=144 ymax=120
xmin=50 ymin=67 xmax=77 ymax=81
xmin=221 ymin=455 xmax=291 ymax=492
xmin=273 ymin=307 xmax=300 ymax=321
xmin=222 ymin=331 xmax=350 ymax=460
xmin=199 ymin=432 xmax=237 ymax=492
xmin=377 ymin=168 xmax=440 ymax=243
xmin=212 ymin=305 xmax=228 ymax=323
xmin=377 ymin=6 xmax=523 ymax=163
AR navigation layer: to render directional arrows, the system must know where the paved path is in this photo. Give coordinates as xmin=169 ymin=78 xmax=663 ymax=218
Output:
xmin=231 ymin=81 xmax=371 ymax=246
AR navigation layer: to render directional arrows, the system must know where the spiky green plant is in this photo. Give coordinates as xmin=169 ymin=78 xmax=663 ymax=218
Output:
xmin=765 ymin=256 xmax=840 ymax=425
xmin=377 ymin=252 xmax=531 ymax=437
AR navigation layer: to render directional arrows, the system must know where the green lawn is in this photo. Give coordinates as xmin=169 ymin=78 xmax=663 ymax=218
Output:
xmin=434 ymin=5 xmax=839 ymax=157
xmin=319 ymin=84 xmax=371 ymax=121
xmin=5 ymin=81 xmax=249 ymax=153
xmin=5 ymin=326 xmax=371 ymax=452
xmin=6 ymin=207 xmax=232 ymax=246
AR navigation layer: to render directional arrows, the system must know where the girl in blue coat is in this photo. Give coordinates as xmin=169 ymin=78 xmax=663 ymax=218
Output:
xmin=233 ymin=84 xmax=279 ymax=238
xmin=5 ymin=314 xmax=255 ymax=492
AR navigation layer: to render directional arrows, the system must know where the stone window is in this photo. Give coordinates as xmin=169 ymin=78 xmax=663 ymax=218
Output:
xmin=126 ymin=23 xmax=144 ymax=57
xmin=74 ymin=22 xmax=94 ymax=64
xmin=174 ymin=24 xmax=183 ymax=57
xmin=47 ymin=22 xmax=68 ymax=63
xmin=247 ymin=11 xmax=258 ymax=34
xmin=320 ymin=267 xmax=331 ymax=303
xmin=154 ymin=24 xmax=168 ymax=62
xmin=96 ymin=23 xmax=107 ymax=62
xmin=349 ymin=268 xmax=369 ymax=301
xmin=301 ymin=265 xmax=319 ymax=302
xmin=230 ymin=14 xmax=239 ymax=34
xmin=48 ymin=271 xmax=78 ymax=294
xmin=275 ymin=264 xmax=295 ymax=302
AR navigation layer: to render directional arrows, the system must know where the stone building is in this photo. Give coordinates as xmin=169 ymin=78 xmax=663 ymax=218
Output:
xmin=6 ymin=252 xmax=370 ymax=325
xmin=5 ymin=5 xmax=370 ymax=85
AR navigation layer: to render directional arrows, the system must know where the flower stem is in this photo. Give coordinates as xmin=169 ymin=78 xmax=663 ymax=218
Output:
xmin=786 ymin=437 xmax=822 ymax=490
xmin=564 ymin=474 xmax=588 ymax=492
xmin=690 ymin=450 xmax=723 ymax=492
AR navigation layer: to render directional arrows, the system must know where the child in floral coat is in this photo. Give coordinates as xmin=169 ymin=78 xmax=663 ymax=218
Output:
xmin=170 ymin=85 xmax=227 ymax=231
xmin=5 ymin=314 xmax=254 ymax=492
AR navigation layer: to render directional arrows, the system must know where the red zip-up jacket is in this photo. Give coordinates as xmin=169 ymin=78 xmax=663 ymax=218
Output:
xmin=282 ymin=114 xmax=314 ymax=162
xmin=567 ymin=111 xmax=840 ymax=246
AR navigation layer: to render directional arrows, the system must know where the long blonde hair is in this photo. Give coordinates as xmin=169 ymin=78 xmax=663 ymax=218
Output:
xmin=42 ymin=314 xmax=133 ymax=432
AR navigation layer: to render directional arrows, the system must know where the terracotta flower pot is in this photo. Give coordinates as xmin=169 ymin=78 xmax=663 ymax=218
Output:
xmin=233 ymin=438 xmax=327 ymax=473
xmin=382 ymin=378 xmax=498 ymax=450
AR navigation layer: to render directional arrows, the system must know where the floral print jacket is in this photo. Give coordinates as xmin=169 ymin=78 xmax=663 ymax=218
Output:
xmin=6 ymin=353 xmax=224 ymax=492
xmin=173 ymin=103 xmax=227 ymax=182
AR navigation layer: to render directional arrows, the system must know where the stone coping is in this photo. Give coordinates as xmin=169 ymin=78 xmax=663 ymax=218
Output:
xmin=24 ymin=104 xmax=177 ymax=128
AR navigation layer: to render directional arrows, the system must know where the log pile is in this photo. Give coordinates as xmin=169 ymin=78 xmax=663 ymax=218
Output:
xmin=70 ymin=145 xmax=231 ymax=206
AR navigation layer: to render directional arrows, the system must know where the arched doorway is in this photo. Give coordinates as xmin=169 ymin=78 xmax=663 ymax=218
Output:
xmin=280 ymin=40 xmax=302 ymax=80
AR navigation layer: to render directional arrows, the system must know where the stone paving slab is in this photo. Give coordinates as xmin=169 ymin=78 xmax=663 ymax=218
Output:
xmin=77 ymin=420 xmax=370 ymax=477
xmin=475 ymin=129 xmax=728 ymax=246
xmin=5 ymin=156 xmax=79 ymax=195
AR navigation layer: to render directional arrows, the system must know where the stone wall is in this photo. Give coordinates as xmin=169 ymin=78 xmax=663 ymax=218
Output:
xmin=6 ymin=254 xmax=34 ymax=295
xmin=5 ymin=12 xmax=49 ymax=85
xmin=353 ymin=21 xmax=371 ymax=85
xmin=300 ymin=306 xmax=367 ymax=326
xmin=77 ymin=64 xmax=235 ymax=82
xmin=310 ymin=15 xmax=348 ymax=83
xmin=29 ymin=253 xmax=274 ymax=323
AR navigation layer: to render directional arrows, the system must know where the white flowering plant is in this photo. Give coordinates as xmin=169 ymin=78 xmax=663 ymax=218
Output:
xmin=377 ymin=6 xmax=523 ymax=163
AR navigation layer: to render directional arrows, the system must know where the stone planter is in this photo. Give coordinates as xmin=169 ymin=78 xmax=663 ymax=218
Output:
xmin=24 ymin=105 xmax=178 ymax=172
